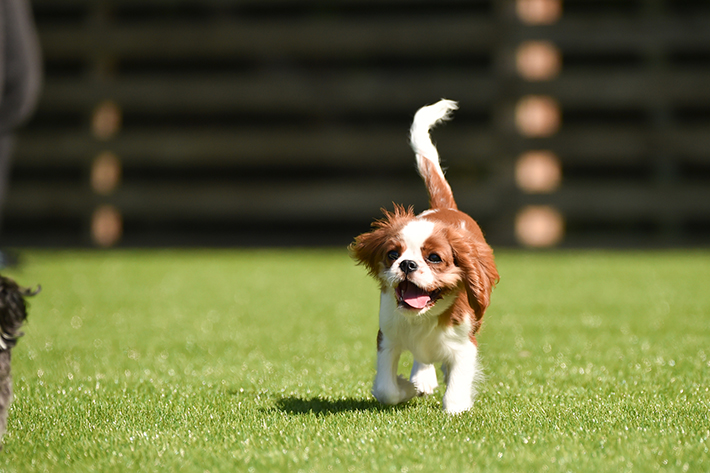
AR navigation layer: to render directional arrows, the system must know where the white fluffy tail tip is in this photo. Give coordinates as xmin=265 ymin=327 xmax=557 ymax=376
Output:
xmin=412 ymin=99 xmax=458 ymax=131
xmin=410 ymin=99 xmax=458 ymax=161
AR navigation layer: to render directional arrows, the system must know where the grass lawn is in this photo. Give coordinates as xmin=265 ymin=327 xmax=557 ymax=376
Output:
xmin=0 ymin=249 xmax=708 ymax=472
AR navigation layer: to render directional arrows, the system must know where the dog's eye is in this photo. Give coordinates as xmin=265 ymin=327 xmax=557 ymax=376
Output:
xmin=387 ymin=250 xmax=400 ymax=261
xmin=427 ymin=253 xmax=442 ymax=263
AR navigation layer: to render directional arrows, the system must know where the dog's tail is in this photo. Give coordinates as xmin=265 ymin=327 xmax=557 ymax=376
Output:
xmin=409 ymin=99 xmax=458 ymax=210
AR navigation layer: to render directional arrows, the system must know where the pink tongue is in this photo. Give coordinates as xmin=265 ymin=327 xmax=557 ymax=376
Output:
xmin=402 ymin=284 xmax=431 ymax=309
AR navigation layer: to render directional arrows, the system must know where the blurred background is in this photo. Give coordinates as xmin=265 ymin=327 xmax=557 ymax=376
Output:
xmin=2 ymin=0 xmax=710 ymax=249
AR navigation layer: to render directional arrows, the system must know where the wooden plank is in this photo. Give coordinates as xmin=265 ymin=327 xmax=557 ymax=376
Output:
xmin=665 ymin=127 xmax=710 ymax=163
xmin=34 ymin=67 xmax=710 ymax=118
xmin=523 ymin=69 xmax=710 ymax=108
xmin=14 ymin=127 xmax=500 ymax=167
xmin=38 ymin=15 xmax=496 ymax=61
xmin=546 ymin=126 xmax=648 ymax=163
xmin=16 ymin=122 xmax=710 ymax=170
xmin=4 ymin=179 xmax=499 ymax=221
xmin=4 ymin=183 xmax=94 ymax=217
xmin=31 ymin=0 xmax=486 ymax=7
xmin=524 ymin=17 xmax=710 ymax=52
xmin=533 ymin=183 xmax=710 ymax=221
xmin=551 ymin=125 xmax=710 ymax=163
xmin=36 ymin=72 xmax=497 ymax=114
xmin=9 ymin=179 xmax=708 ymax=226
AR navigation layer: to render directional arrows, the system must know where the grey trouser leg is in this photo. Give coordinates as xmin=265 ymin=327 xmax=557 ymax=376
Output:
xmin=0 ymin=0 xmax=42 ymax=234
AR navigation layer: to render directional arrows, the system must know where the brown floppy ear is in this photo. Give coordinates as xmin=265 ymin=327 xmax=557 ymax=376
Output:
xmin=349 ymin=226 xmax=390 ymax=278
xmin=348 ymin=205 xmax=414 ymax=278
xmin=450 ymin=232 xmax=499 ymax=328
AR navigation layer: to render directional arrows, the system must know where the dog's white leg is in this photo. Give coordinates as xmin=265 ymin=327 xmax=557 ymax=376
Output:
xmin=372 ymin=340 xmax=416 ymax=405
xmin=442 ymin=341 xmax=479 ymax=414
xmin=410 ymin=360 xmax=438 ymax=396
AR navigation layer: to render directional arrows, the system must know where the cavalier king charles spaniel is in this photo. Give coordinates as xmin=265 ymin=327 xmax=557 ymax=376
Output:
xmin=350 ymin=99 xmax=499 ymax=414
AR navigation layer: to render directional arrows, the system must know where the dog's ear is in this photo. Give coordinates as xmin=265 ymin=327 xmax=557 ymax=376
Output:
xmin=349 ymin=204 xmax=414 ymax=278
xmin=450 ymin=231 xmax=499 ymax=327
xmin=349 ymin=227 xmax=390 ymax=278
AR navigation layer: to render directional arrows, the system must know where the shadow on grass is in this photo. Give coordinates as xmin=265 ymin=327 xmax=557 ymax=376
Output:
xmin=275 ymin=395 xmax=391 ymax=416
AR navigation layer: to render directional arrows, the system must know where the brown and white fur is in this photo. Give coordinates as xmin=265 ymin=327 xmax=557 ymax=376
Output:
xmin=350 ymin=99 xmax=499 ymax=414
xmin=0 ymin=276 xmax=38 ymax=441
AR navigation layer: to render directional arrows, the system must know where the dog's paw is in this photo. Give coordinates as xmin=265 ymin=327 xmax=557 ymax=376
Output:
xmin=396 ymin=375 xmax=417 ymax=401
xmin=443 ymin=399 xmax=473 ymax=415
xmin=411 ymin=363 xmax=438 ymax=396
xmin=373 ymin=376 xmax=416 ymax=405
xmin=442 ymin=391 xmax=473 ymax=414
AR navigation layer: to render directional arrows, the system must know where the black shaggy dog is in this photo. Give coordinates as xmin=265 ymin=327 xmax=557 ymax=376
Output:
xmin=0 ymin=276 xmax=39 ymax=441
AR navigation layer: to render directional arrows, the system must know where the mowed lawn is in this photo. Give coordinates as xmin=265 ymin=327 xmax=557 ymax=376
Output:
xmin=1 ymin=249 xmax=709 ymax=472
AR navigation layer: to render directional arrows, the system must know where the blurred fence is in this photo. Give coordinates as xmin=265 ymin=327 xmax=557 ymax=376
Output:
xmin=4 ymin=0 xmax=710 ymax=247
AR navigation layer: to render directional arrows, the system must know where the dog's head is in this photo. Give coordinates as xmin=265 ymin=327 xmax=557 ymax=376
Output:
xmin=350 ymin=206 xmax=498 ymax=320
xmin=0 ymin=276 xmax=39 ymax=350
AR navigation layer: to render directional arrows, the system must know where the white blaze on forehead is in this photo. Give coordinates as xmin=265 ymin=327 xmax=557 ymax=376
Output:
xmin=399 ymin=219 xmax=435 ymax=261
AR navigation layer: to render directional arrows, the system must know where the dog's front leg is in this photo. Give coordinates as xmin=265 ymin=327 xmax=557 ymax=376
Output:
xmin=442 ymin=341 xmax=479 ymax=414
xmin=410 ymin=360 xmax=438 ymax=396
xmin=372 ymin=333 xmax=415 ymax=405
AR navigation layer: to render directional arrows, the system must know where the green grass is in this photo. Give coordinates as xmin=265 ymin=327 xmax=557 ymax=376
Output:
xmin=1 ymin=249 xmax=709 ymax=472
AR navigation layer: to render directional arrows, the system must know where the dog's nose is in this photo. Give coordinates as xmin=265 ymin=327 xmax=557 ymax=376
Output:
xmin=399 ymin=260 xmax=418 ymax=274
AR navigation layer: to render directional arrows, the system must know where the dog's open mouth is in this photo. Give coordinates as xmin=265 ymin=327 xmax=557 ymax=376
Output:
xmin=395 ymin=281 xmax=443 ymax=310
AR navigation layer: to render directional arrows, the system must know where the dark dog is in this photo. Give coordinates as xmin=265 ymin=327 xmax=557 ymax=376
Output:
xmin=0 ymin=275 xmax=39 ymax=440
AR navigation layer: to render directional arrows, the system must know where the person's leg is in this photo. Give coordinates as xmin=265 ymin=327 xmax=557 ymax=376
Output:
xmin=0 ymin=0 xmax=43 ymax=133
xmin=0 ymin=0 xmax=42 ymax=256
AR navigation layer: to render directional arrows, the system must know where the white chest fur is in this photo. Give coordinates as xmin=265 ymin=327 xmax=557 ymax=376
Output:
xmin=378 ymin=289 xmax=470 ymax=365
xmin=373 ymin=289 xmax=480 ymax=414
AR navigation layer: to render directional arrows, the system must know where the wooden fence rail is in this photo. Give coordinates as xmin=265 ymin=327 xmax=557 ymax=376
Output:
xmin=4 ymin=0 xmax=710 ymax=247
